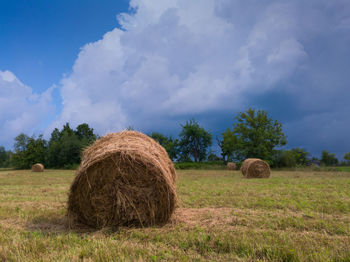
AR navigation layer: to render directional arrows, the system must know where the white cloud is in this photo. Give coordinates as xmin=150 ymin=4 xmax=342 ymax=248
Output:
xmin=0 ymin=70 xmax=55 ymax=148
xmin=54 ymin=0 xmax=317 ymax=135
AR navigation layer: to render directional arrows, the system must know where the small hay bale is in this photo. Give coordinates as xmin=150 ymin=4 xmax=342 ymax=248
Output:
xmin=227 ymin=162 xmax=236 ymax=170
xmin=31 ymin=163 xmax=44 ymax=172
xmin=67 ymin=130 xmax=177 ymax=228
xmin=241 ymin=158 xmax=270 ymax=178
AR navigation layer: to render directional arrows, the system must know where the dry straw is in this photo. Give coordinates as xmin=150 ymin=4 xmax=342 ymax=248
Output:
xmin=67 ymin=130 xmax=177 ymax=229
xmin=31 ymin=163 xmax=44 ymax=172
xmin=241 ymin=158 xmax=270 ymax=178
xmin=227 ymin=162 xmax=236 ymax=170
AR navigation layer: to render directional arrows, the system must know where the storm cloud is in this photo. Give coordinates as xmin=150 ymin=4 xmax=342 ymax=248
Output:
xmin=32 ymin=0 xmax=350 ymax=157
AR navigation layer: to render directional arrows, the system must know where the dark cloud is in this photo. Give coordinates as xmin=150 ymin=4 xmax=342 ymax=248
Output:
xmin=45 ymin=0 xmax=350 ymax=159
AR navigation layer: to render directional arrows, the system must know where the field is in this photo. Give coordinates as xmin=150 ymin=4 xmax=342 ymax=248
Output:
xmin=0 ymin=170 xmax=349 ymax=261
xmin=338 ymin=166 xmax=350 ymax=172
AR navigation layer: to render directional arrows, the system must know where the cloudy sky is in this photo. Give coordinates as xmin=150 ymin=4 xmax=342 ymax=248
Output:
xmin=1 ymin=0 xmax=349 ymax=159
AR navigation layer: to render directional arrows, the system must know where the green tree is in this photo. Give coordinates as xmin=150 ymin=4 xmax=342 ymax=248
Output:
xmin=150 ymin=132 xmax=178 ymax=161
xmin=178 ymin=119 xmax=212 ymax=162
xmin=14 ymin=133 xmax=29 ymax=152
xmin=12 ymin=134 xmax=48 ymax=169
xmin=75 ymin=123 xmax=97 ymax=148
xmin=219 ymin=128 xmax=238 ymax=162
xmin=207 ymin=151 xmax=221 ymax=162
xmin=26 ymin=135 xmax=48 ymax=166
xmin=11 ymin=133 xmax=30 ymax=169
xmin=223 ymin=108 xmax=287 ymax=163
xmin=0 ymin=146 xmax=11 ymax=167
xmin=273 ymin=150 xmax=296 ymax=168
xmin=344 ymin=152 xmax=350 ymax=165
xmin=290 ymin=148 xmax=310 ymax=166
xmin=48 ymin=123 xmax=98 ymax=168
xmin=273 ymin=148 xmax=310 ymax=168
xmin=321 ymin=150 xmax=338 ymax=166
xmin=48 ymin=123 xmax=80 ymax=168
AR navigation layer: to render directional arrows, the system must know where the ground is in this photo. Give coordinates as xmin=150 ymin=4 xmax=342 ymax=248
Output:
xmin=0 ymin=169 xmax=349 ymax=261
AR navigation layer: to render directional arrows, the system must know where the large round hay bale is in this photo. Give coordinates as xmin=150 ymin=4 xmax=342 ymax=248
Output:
xmin=241 ymin=158 xmax=270 ymax=178
xmin=67 ymin=131 xmax=177 ymax=228
xmin=31 ymin=163 xmax=44 ymax=172
xmin=227 ymin=162 xmax=236 ymax=170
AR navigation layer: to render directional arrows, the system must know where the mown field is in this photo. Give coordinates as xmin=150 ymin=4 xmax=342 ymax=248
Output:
xmin=0 ymin=169 xmax=349 ymax=261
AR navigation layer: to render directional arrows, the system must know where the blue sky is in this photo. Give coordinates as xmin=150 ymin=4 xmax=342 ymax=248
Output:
xmin=0 ymin=0 xmax=129 ymax=97
xmin=1 ymin=0 xmax=350 ymax=159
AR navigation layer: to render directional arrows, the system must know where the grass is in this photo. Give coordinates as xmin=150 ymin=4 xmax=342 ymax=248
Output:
xmin=338 ymin=166 xmax=350 ymax=172
xmin=174 ymin=161 xmax=226 ymax=170
xmin=0 ymin=169 xmax=349 ymax=261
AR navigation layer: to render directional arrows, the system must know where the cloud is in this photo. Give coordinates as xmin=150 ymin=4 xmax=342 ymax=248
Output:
xmin=0 ymin=70 xmax=55 ymax=148
xmin=284 ymin=108 xmax=350 ymax=158
xmin=55 ymin=0 xmax=308 ymax=130
xmin=53 ymin=0 xmax=350 ymax=156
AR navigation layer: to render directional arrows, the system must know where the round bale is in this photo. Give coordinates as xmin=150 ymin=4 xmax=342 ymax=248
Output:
xmin=241 ymin=158 xmax=270 ymax=178
xmin=67 ymin=131 xmax=177 ymax=228
xmin=227 ymin=162 xmax=236 ymax=170
xmin=31 ymin=163 xmax=44 ymax=172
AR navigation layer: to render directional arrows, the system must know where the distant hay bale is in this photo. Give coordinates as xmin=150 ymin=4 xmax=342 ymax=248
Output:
xmin=67 ymin=130 xmax=177 ymax=229
xmin=31 ymin=163 xmax=44 ymax=172
xmin=227 ymin=162 xmax=236 ymax=170
xmin=241 ymin=158 xmax=270 ymax=178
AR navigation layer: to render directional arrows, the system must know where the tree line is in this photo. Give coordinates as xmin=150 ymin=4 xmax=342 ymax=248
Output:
xmin=0 ymin=108 xmax=348 ymax=169
xmin=0 ymin=123 xmax=97 ymax=169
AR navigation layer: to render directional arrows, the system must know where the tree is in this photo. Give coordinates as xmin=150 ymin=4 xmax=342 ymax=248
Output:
xmin=219 ymin=128 xmax=238 ymax=162
xmin=344 ymin=152 xmax=350 ymax=165
xmin=48 ymin=123 xmax=81 ymax=168
xmin=272 ymin=148 xmax=310 ymax=168
xmin=75 ymin=123 xmax=97 ymax=148
xmin=12 ymin=134 xmax=48 ymax=169
xmin=290 ymin=148 xmax=310 ymax=166
xmin=222 ymin=108 xmax=287 ymax=163
xmin=150 ymin=132 xmax=178 ymax=161
xmin=12 ymin=133 xmax=30 ymax=169
xmin=48 ymin=122 xmax=98 ymax=168
xmin=14 ymin=133 xmax=29 ymax=152
xmin=26 ymin=135 xmax=48 ymax=166
xmin=321 ymin=150 xmax=338 ymax=166
xmin=0 ymin=146 xmax=11 ymax=167
xmin=178 ymin=119 xmax=212 ymax=162
xmin=207 ymin=151 xmax=221 ymax=162
xmin=273 ymin=150 xmax=296 ymax=168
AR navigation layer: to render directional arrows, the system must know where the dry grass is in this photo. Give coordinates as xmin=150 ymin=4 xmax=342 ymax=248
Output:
xmin=0 ymin=169 xmax=349 ymax=261
xmin=31 ymin=163 xmax=44 ymax=172
xmin=241 ymin=158 xmax=270 ymax=178
xmin=226 ymin=162 xmax=236 ymax=170
xmin=68 ymin=131 xmax=177 ymax=229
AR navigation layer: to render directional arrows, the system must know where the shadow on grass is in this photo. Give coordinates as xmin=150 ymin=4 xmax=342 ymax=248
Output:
xmin=25 ymin=208 xmax=232 ymax=236
xmin=25 ymin=213 xmax=169 ymax=235
xmin=25 ymin=214 xmax=99 ymax=234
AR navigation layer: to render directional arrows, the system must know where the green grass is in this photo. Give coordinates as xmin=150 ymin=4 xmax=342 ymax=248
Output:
xmin=174 ymin=161 xmax=226 ymax=170
xmin=338 ymin=166 xmax=350 ymax=172
xmin=0 ymin=169 xmax=349 ymax=261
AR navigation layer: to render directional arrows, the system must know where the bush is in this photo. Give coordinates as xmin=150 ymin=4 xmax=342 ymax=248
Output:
xmin=174 ymin=161 xmax=225 ymax=170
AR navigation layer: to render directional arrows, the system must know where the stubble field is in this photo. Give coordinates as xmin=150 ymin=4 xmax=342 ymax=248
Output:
xmin=0 ymin=169 xmax=349 ymax=261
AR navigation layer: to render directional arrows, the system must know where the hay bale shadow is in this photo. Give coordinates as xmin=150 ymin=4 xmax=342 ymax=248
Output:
xmin=26 ymin=214 xmax=95 ymax=234
xmin=25 ymin=212 xmax=172 ymax=235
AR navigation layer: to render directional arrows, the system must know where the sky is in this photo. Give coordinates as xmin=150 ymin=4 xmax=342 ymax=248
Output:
xmin=1 ymin=0 xmax=350 ymax=159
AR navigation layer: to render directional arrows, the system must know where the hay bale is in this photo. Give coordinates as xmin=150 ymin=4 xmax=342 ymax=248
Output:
xmin=67 ymin=130 xmax=177 ymax=228
xmin=227 ymin=162 xmax=236 ymax=170
xmin=241 ymin=158 xmax=270 ymax=178
xmin=31 ymin=163 xmax=44 ymax=172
